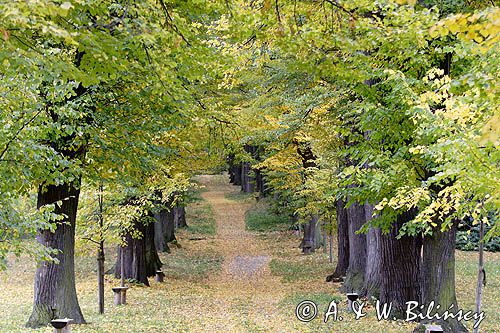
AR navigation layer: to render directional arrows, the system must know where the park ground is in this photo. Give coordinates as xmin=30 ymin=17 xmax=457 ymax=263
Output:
xmin=0 ymin=175 xmax=499 ymax=332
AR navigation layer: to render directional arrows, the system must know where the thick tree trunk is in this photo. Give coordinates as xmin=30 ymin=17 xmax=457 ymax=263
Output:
xmin=314 ymin=217 xmax=322 ymax=250
xmin=144 ymin=217 xmax=162 ymax=277
xmin=233 ymin=163 xmax=242 ymax=186
xmin=327 ymin=199 xmax=349 ymax=282
xmin=154 ymin=212 xmax=166 ymax=253
xmin=26 ymin=183 xmax=85 ymax=328
xmin=164 ymin=209 xmax=176 ymax=244
xmin=174 ymin=206 xmax=187 ymax=228
xmin=115 ymin=229 xmax=148 ymax=286
xmin=154 ymin=207 xmax=176 ymax=253
xmin=241 ymin=161 xmax=255 ymax=193
xmin=255 ymin=169 xmax=264 ymax=196
xmin=301 ymin=216 xmax=318 ymax=254
xmin=363 ymin=203 xmax=382 ymax=298
xmin=379 ymin=210 xmax=420 ymax=317
xmin=418 ymin=222 xmax=467 ymax=332
xmin=115 ymin=217 xmax=160 ymax=287
xmin=342 ymin=201 xmax=367 ymax=293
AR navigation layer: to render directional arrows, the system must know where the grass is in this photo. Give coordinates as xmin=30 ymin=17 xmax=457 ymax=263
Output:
xmin=160 ymin=249 xmax=222 ymax=281
xmin=270 ymin=255 xmax=333 ymax=283
xmin=245 ymin=198 xmax=291 ymax=232
xmin=183 ymin=202 xmax=216 ymax=236
xmin=224 ymin=191 xmax=255 ymax=203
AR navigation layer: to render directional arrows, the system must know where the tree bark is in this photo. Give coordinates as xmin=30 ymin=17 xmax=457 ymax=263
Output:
xmin=255 ymin=168 xmax=265 ymax=196
xmin=144 ymin=216 xmax=162 ymax=277
xmin=154 ymin=206 xmax=176 ymax=253
xmin=241 ymin=161 xmax=255 ymax=193
xmin=233 ymin=163 xmax=242 ymax=186
xmin=228 ymin=154 xmax=236 ymax=184
xmin=154 ymin=211 xmax=166 ymax=253
xmin=97 ymin=247 xmax=104 ymax=315
xmin=174 ymin=205 xmax=187 ymax=228
xmin=379 ymin=209 xmax=420 ymax=317
xmin=295 ymin=142 xmax=319 ymax=255
xmin=164 ymin=209 xmax=176 ymax=244
xmin=26 ymin=183 xmax=86 ymax=328
xmin=473 ymin=217 xmax=485 ymax=333
xmin=301 ymin=215 xmax=318 ymax=254
xmin=327 ymin=199 xmax=349 ymax=281
xmin=418 ymin=222 xmax=467 ymax=332
xmin=97 ymin=184 xmax=104 ymax=315
xmin=342 ymin=200 xmax=367 ymax=293
xmin=363 ymin=203 xmax=382 ymax=299
xmin=314 ymin=216 xmax=322 ymax=249
xmin=115 ymin=230 xmax=148 ymax=286
xmin=115 ymin=217 xmax=161 ymax=286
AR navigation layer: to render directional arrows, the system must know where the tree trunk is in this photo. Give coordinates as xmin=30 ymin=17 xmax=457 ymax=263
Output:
xmin=97 ymin=184 xmax=104 ymax=315
xmin=154 ymin=212 xmax=166 ymax=253
xmin=363 ymin=203 xmax=382 ymax=299
xmin=379 ymin=210 xmax=420 ymax=317
xmin=301 ymin=215 xmax=318 ymax=254
xmin=154 ymin=207 xmax=176 ymax=253
xmin=255 ymin=169 xmax=267 ymax=197
xmin=26 ymin=183 xmax=86 ymax=328
xmin=322 ymin=222 xmax=327 ymax=254
xmin=97 ymin=247 xmax=104 ymax=315
xmin=164 ymin=209 xmax=176 ymax=244
xmin=115 ymin=218 xmax=160 ymax=287
xmin=418 ymin=222 xmax=467 ymax=332
xmin=241 ymin=161 xmax=255 ymax=193
xmin=228 ymin=154 xmax=236 ymax=184
xmin=144 ymin=216 xmax=162 ymax=277
xmin=174 ymin=206 xmax=187 ymax=228
xmin=233 ymin=163 xmax=242 ymax=186
xmin=342 ymin=200 xmax=367 ymax=293
xmin=473 ymin=217 xmax=485 ymax=333
xmin=115 ymin=231 xmax=148 ymax=286
xmin=114 ymin=215 xmax=161 ymax=286
xmin=314 ymin=217 xmax=322 ymax=250
xmin=327 ymin=199 xmax=349 ymax=281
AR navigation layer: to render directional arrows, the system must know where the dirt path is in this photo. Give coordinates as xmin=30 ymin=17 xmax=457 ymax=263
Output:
xmin=200 ymin=177 xmax=270 ymax=280
xmin=193 ymin=175 xmax=296 ymax=332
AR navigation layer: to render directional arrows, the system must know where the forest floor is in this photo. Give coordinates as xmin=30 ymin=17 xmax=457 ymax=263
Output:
xmin=0 ymin=174 xmax=499 ymax=332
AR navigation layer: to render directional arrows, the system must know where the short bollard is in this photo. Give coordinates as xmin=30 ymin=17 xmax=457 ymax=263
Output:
xmin=50 ymin=318 xmax=73 ymax=333
xmin=346 ymin=293 xmax=359 ymax=313
xmin=425 ymin=324 xmax=444 ymax=333
xmin=155 ymin=270 xmax=165 ymax=283
xmin=112 ymin=286 xmax=129 ymax=305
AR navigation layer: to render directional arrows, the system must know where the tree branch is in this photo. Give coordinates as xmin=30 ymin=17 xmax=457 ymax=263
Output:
xmin=0 ymin=108 xmax=44 ymax=161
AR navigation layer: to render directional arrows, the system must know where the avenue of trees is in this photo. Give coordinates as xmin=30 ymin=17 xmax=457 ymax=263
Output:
xmin=0 ymin=1 xmax=498 ymax=332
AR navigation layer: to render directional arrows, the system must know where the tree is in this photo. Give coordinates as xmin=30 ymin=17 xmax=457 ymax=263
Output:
xmin=1 ymin=0 xmax=228 ymax=326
